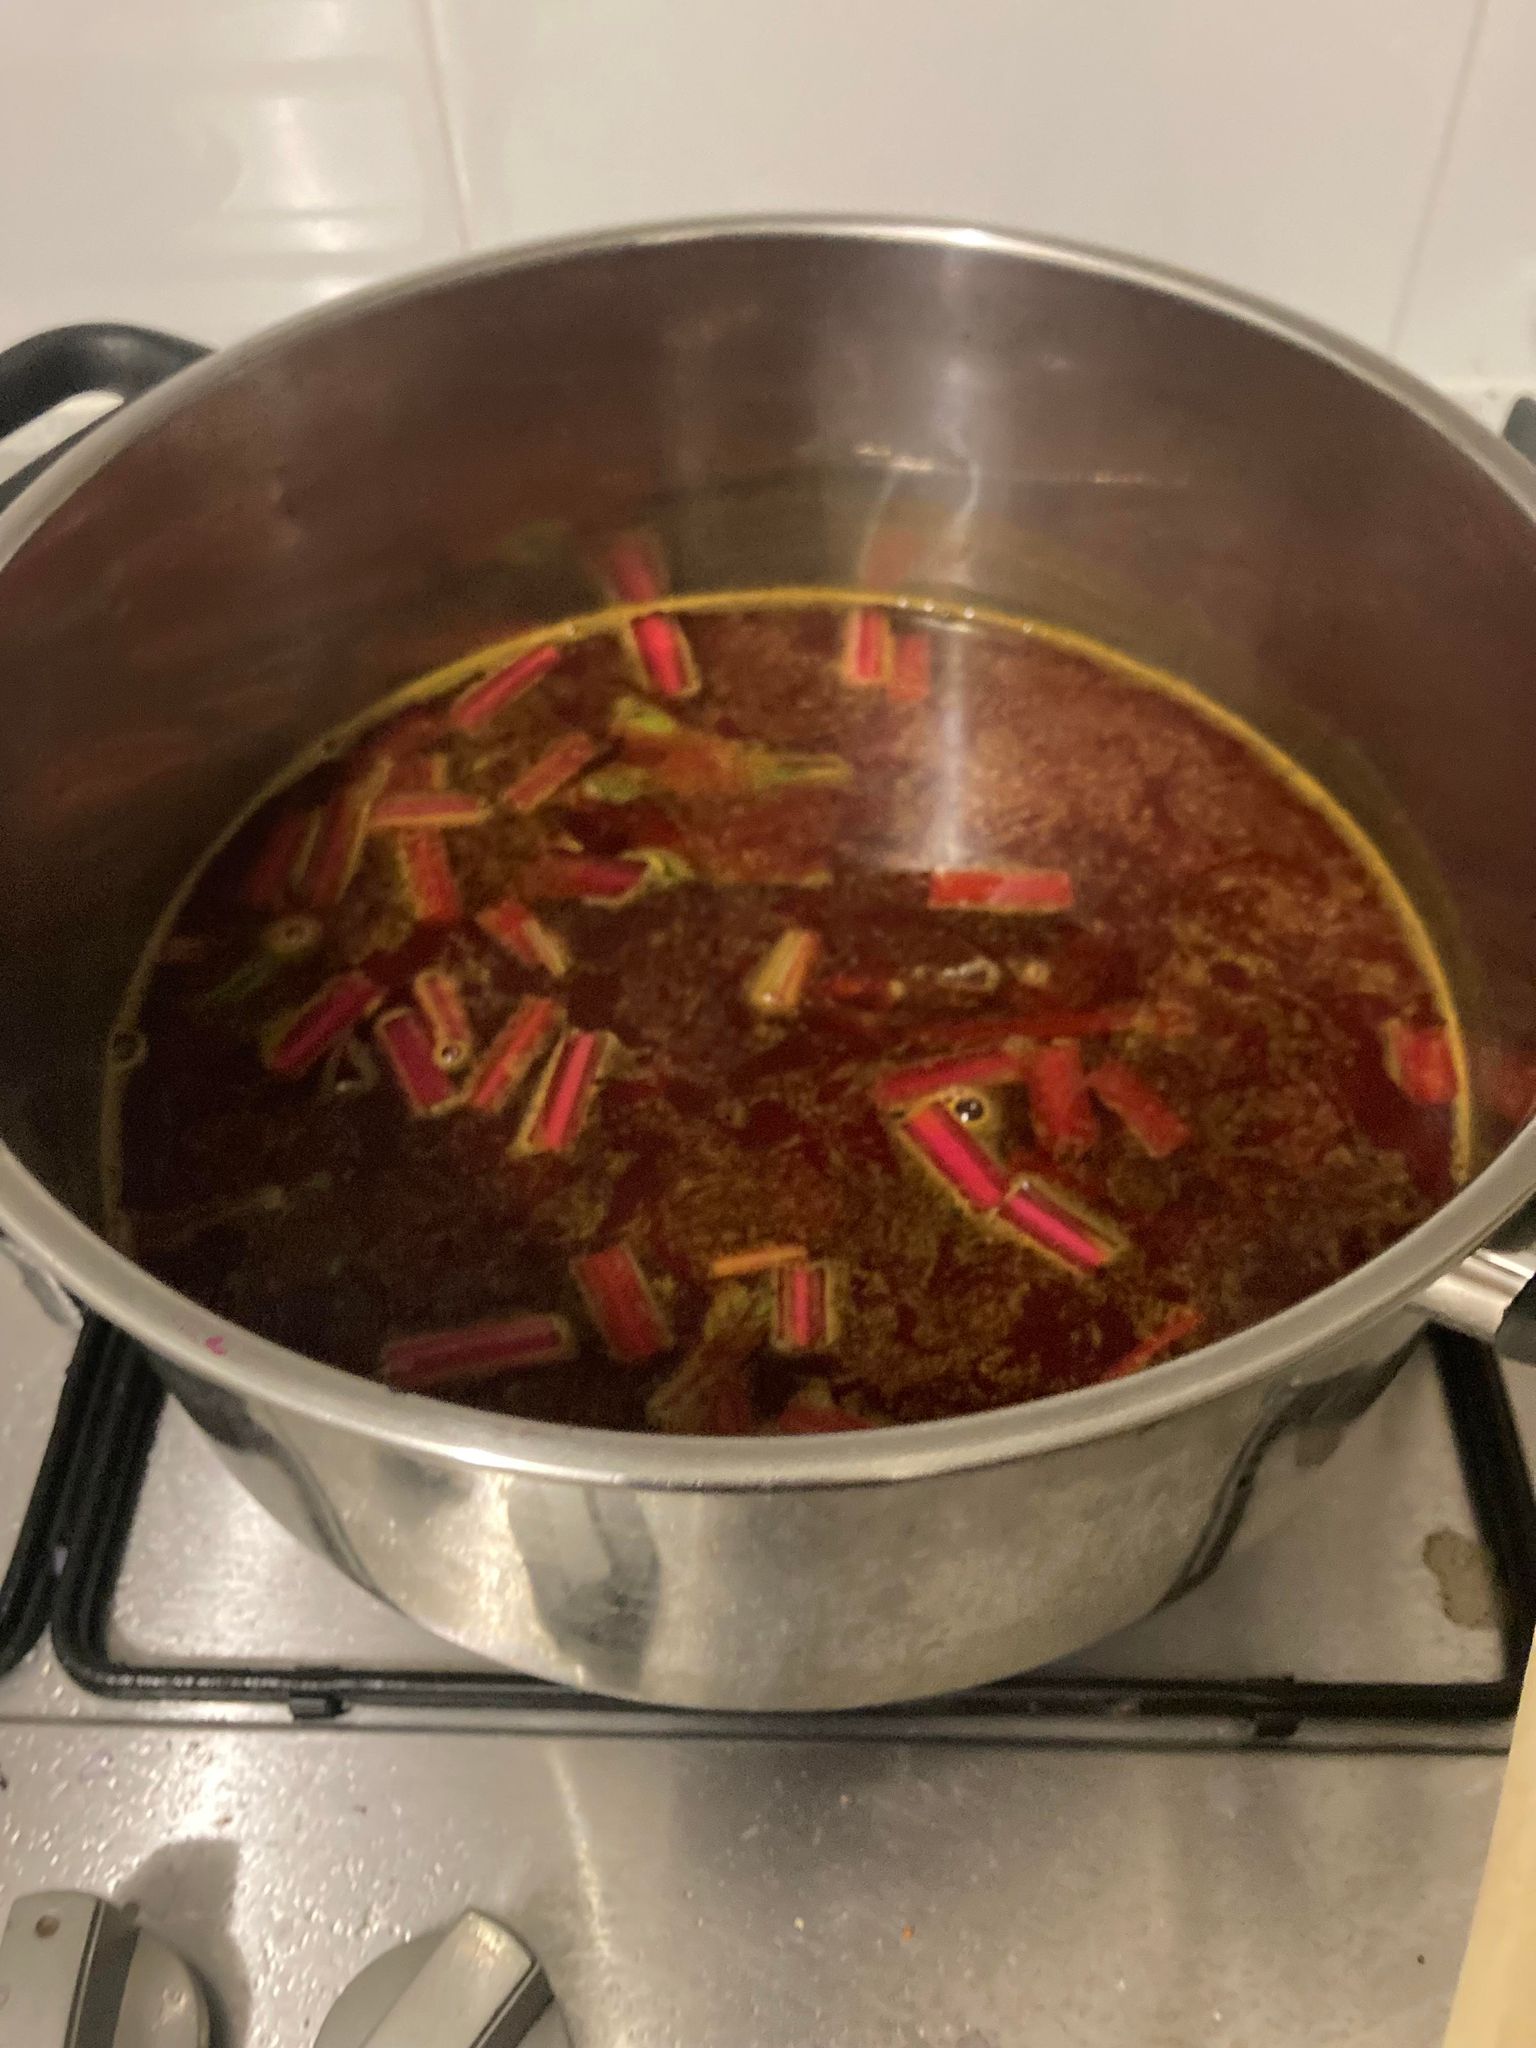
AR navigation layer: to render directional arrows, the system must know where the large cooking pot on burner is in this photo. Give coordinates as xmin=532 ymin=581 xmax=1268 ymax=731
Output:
xmin=2 ymin=221 xmax=1535 ymax=1709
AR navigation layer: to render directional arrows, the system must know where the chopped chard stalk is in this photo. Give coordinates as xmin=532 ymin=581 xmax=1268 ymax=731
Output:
xmin=395 ymin=830 xmax=462 ymax=925
xmin=476 ymin=895 xmax=570 ymax=977
xmin=645 ymin=1284 xmax=762 ymax=1433
xmin=467 ymin=995 xmax=562 ymax=1114
xmin=890 ymin=632 xmax=932 ymax=703
xmin=300 ymin=762 xmax=389 ymax=909
xmin=872 ymin=1049 xmax=1024 ymax=1111
xmin=998 ymin=1177 xmax=1115 ymax=1273
xmin=709 ymin=1242 xmax=810 ymax=1279
xmin=840 ymin=607 xmax=894 ymax=687
xmin=199 ymin=952 xmax=278 ymax=1011
xmin=745 ymin=927 xmax=822 ymax=1015
xmin=1099 ymin=1305 xmax=1202 ymax=1381
xmin=928 ymin=867 xmax=1075 ymax=914
xmin=1382 ymin=1018 xmax=1457 ymax=1106
xmin=1088 ymin=1059 xmax=1190 ymax=1158
xmin=260 ymin=914 xmax=322 ymax=960
xmin=242 ymin=810 xmax=313 ymax=912
xmin=1024 ymin=1042 xmax=1099 ymax=1159
xmin=573 ymin=1243 xmax=672 ymax=1361
xmin=263 ymin=971 xmax=382 ymax=1078
xmin=772 ymin=1260 xmax=837 ymax=1352
xmin=412 ymin=966 xmax=474 ymax=1071
xmin=627 ymin=613 xmax=700 ymax=699
xmin=448 ymin=645 xmax=562 ymax=733
xmin=520 ymin=852 xmax=650 ymax=906
xmin=381 ymin=1313 xmax=573 ymax=1389
xmin=373 ymin=1005 xmax=462 ymax=1115
xmin=747 ymin=749 xmax=853 ymax=790
xmin=817 ymin=972 xmax=907 ymax=1010
xmin=580 ymin=764 xmax=657 ymax=804
xmin=605 ymin=532 xmax=667 ymax=604
xmin=502 ymin=733 xmax=602 ymax=813
xmin=900 ymin=1101 xmax=1010 ymax=1211
xmin=368 ymin=791 xmax=490 ymax=831
xmin=513 ymin=1027 xmax=613 ymax=1153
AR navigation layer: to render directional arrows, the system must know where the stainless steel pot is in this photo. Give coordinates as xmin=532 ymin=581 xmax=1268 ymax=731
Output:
xmin=2 ymin=221 xmax=1535 ymax=1710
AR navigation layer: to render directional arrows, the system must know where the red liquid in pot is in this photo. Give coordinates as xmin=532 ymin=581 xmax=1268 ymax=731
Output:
xmin=107 ymin=597 xmax=1464 ymax=1434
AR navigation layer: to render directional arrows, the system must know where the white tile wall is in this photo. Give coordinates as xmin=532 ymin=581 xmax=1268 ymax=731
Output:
xmin=0 ymin=0 xmax=1531 ymax=402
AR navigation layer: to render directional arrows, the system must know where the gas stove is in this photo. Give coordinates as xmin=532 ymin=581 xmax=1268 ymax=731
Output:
xmin=2 ymin=1250 xmax=1534 ymax=2045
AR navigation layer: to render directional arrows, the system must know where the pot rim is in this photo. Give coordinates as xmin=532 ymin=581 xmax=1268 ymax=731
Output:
xmin=3 ymin=212 xmax=1535 ymax=1491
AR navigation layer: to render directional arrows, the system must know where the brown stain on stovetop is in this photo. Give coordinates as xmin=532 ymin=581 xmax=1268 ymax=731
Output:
xmin=1421 ymin=1527 xmax=1502 ymax=1630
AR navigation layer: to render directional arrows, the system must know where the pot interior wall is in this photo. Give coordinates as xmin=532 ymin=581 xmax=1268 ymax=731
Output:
xmin=2 ymin=230 xmax=1534 ymax=1227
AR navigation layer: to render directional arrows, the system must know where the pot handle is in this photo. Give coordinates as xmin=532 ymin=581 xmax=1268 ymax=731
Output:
xmin=0 ymin=322 xmax=208 ymax=513
xmin=1417 ymin=1208 xmax=1536 ymax=1365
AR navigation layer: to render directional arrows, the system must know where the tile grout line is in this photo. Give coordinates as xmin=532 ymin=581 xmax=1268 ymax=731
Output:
xmin=1387 ymin=0 xmax=1495 ymax=359
xmin=415 ymin=0 xmax=476 ymax=254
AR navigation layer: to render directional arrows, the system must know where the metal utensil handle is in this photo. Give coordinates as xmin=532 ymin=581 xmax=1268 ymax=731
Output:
xmin=0 ymin=323 xmax=208 ymax=513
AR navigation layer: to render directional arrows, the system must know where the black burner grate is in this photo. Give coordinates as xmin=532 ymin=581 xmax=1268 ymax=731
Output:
xmin=34 ymin=1317 xmax=1536 ymax=1740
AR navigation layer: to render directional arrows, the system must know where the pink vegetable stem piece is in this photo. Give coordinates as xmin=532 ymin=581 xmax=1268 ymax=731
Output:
xmin=467 ymin=995 xmax=562 ymax=1114
xmin=369 ymin=791 xmax=490 ymax=831
xmin=573 ymin=1244 xmax=672 ymax=1361
xmin=629 ymin=613 xmax=699 ymax=699
xmin=927 ymin=868 xmax=1075 ymax=914
xmin=382 ymin=1314 xmax=573 ymax=1389
xmin=514 ymin=1027 xmax=612 ymax=1153
xmin=502 ymin=733 xmax=601 ymax=813
xmin=901 ymin=1101 xmax=1010 ymax=1210
xmin=373 ymin=1006 xmax=460 ymax=1115
xmin=872 ymin=1049 xmax=1023 ymax=1111
xmin=263 ymin=971 xmax=382 ymax=1078
xmin=476 ymin=896 xmax=570 ymax=977
xmin=998 ymin=1179 xmax=1112 ymax=1273
xmin=772 ymin=1261 xmax=836 ymax=1351
xmin=448 ymin=645 xmax=561 ymax=733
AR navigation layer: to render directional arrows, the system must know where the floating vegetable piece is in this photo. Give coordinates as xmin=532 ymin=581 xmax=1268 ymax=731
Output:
xmin=476 ymin=895 xmax=570 ymax=977
xmin=448 ymin=645 xmax=561 ymax=733
xmin=573 ymin=1243 xmax=672 ymax=1362
xmin=746 ymin=749 xmax=853 ymax=791
xmin=817 ymin=972 xmax=907 ymax=1010
xmin=745 ymin=927 xmax=821 ymax=1015
xmin=841 ymin=607 xmax=894 ymax=687
xmin=1098 ymin=1305 xmax=1203 ymax=1381
xmin=772 ymin=1261 xmax=837 ymax=1352
xmin=997 ymin=1177 xmax=1115 ymax=1273
xmin=709 ymin=1242 xmax=809 ymax=1279
xmin=928 ymin=868 xmax=1075 ymax=914
xmin=627 ymin=613 xmax=700 ymax=699
xmin=502 ymin=733 xmax=602 ymax=813
xmin=300 ymin=761 xmax=389 ymax=909
xmin=890 ymin=632 xmax=932 ymax=703
xmin=579 ymin=764 xmax=657 ymax=804
xmin=900 ymin=1101 xmax=1010 ymax=1210
xmin=1382 ymin=1018 xmax=1457 ymax=1106
xmin=605 ymin=531 xmax=667 ymax=604
xmin=369 ymin=791 xmax=490 ymax=831
xmin=412 ymin=966 xmax=474 ymax=1072
xmin=646 ymin=1283 xmax=762 ymax=1433
xmin=381 ymin=1314 xmax=574 ymax=1390
xmin=263 ymin=971 xmax=382 ymax=1078
xmin=1023 ymin=1042 xmax=1098 ymax=1159
xmin=261 ymin=914 xmax=322 ymax=960
xmin=1088 ymin=1059 xmax=1190 ymax=1158
xmin=520 ymin=852 xmax=650 ymax=906
xmin=872 ymin=1049 xmax=1024 ymax=1111
xmin=610 ymin=693 xmax=680 ymax=741
xmin=513 ymin=1027 xmax=613 ymax=1153
xmin=467 ymin=995 xmax=562 ymax=1114
xmin=373 ymin=1005 xmax=461 ymax=1115
xmin=199 ymin=952 xmax=279 ymax=1011
xmin=242 ymin=810 xmax=314 ymax=912
xmin=395 ymin=830 xmax=462 ymax=926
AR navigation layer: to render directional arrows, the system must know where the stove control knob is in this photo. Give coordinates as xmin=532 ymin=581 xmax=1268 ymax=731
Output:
xmin=317 ymin=1910 xmax=568 ymax=2048
xmin=0 ymin=1891 xmax=209 ymax=2048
